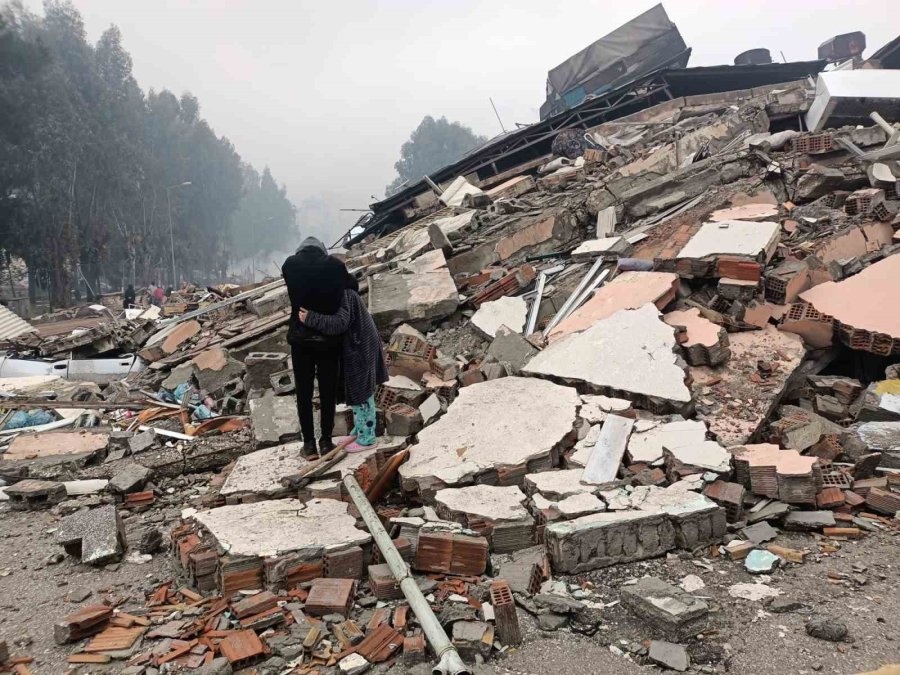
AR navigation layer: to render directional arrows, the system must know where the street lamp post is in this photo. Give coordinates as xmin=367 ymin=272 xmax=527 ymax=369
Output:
xmin=166 ymin=181 xmax=192 ymax=289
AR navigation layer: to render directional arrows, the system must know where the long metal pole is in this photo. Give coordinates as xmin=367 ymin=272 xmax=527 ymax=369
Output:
xmin=525 ymin=271 xmax=546 ymax=335
xmin=341 ymin=475 xmax=471 ymax=675
xmin=542 ymin=257 xmax=603 ymax=338
xmin=166 ymin=187 xmax=177 ymax=289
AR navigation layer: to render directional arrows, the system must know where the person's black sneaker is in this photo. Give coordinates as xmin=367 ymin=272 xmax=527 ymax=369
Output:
xmin=301 ymin=440 xmax=319 ymax=458
xmin=319 ymin=437 xmax=336 ymax=453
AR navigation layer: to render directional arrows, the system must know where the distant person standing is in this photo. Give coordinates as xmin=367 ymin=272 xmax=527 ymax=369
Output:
xmin=282 ymin=237 xmax=358 ymax=458
xmin=123 ymin=284 xmax=136 ymax=309
xmin=153 ymin=284 xmax=166 ymax=307
xmin=148 ymin=282 xmax=157 ymax=306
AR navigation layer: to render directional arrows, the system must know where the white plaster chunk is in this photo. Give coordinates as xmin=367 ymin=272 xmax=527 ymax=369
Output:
xmin=435 ymin=485 xmax=529 ymax=522
xmin=525 ymin=469 xmax=594 ymax=500
xmin=676 ymin=220 xmax=780 ymax=260
xmin=193 ymin=498 xmax=370 ymax=558
xmin=532 ymin=493 xmax=556 ymax=511
xmin=384 ymin=375 xmax=423 ymax=392
xmin=569 ymin=424 xmax=602 ymax=468
xmin=579 ymin=394 xmax=632 ymax=424
xmin=399 ymin=377 xmax=580 ymax=492
xmin=666 ymin=440 xmax=731 ymax=474
xmin=471 ymin=296 xmax=528 ymax=338
xmin=634 ymin=484 xmax=720 ymax=517
xmin=524 ymin=304 xmax=691 ymax=407
xmin=571 ymin=237 xmax=628 ymax=257
xmin=628 ymin=419 xmax=705 ymax=464
xmin=221 ymin=442 xmax=310 ymax=497
xmin=556 ymin=493 xmax=606 ymax=517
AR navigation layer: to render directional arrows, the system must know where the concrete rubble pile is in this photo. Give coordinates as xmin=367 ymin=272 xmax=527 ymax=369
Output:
xmin=2 ymin=39 xmax=900 ymax=675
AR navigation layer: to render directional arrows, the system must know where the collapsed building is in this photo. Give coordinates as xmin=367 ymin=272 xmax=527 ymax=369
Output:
xmin=1 ymin=19 xmax=900 ymax=675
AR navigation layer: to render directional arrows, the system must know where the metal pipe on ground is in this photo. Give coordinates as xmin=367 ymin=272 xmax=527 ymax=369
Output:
xmin=341 ymin=474 xmax=471 ymax=675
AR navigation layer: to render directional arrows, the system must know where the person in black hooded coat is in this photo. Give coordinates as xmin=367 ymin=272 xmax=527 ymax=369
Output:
xmin=281 ymin=237 xmax=358 ymax=457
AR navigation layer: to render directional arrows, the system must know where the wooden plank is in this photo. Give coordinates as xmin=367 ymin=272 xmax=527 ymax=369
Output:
xmin=67 ymin=653 xmax=111 ymax=664
xmin=581 ymin=414 xmax=634 ymax=485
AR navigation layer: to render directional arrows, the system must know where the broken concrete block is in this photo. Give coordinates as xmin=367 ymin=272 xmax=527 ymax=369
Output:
xmin=192 ymin=498 xmax=370 ymax=558
xmin=649 ymin=640 xmax=690 ymax=672
xmin=856 ymin=422 xmax=900 ymax=468
xmin=783 ymin=511 xmax=836 ymax=531
xmin=620 ymin=576 xmax=709 ymax=641
xmin=485 ymin=326 xmax=537 ymax=374
xmin=138 ymin=320 xmax=200 ymax=362
xmin=247 ymin=285 xmax=290 ymax=317
xmin=524 ymin=470 xmax=594 ymax=501
xmin=664 ymin=440 xmax=731 ymax=478
xmin=249 ymin=391 xmax=301 ymax=447
xmin=436 ymin=484 xmax=529 ymax=523
xmin=399 ymin=377 xmax=579 ymax=501
xmin=471 ymin=296 xmax=527 ymax=338
xmin=243 ymin=352 xmax=290 ymax=392
xmin=108 ymin=463 xmax=153 ymax=495
xmin=635 ymin=485 xmax=727 ymax=549
xmin=676 ymin=220 xmax=780 ymax=271
xmin=663 ymin=308 xmax=730 ymax=366
xmin=385 ymin=403 xmax=424 ymax=437
xmin=338 ymin=653 xmax=370 ymax=675
xmin=525 ymin=304 xmax=692 ymax=413
xmin=741 ymin=521 xmax=778 ymax=545
xmin=691 ymin=327 xmax=805 ymax=446
xmin=369 ymin=250 xmax=460 ymax=329
xmin=545 ymin=510 xmax=676 ymax=573
xmin=57 ymin=505 xmax=127 ymax=566
xmin=220 ymin=442 xmax=311 ymax=501
xmin=570 ymin=236 xmax=630 ymax=261
xmin=795 ymin=164 xmax=847 ymax=202
xmin=451 ymin=620 xmax=494 ymax=660
xmin=5 ymin=479 xmax=66 ymax=510
xmin=270 ymin=368 xmax=295 ymax=395
xmin=190 ymin=347 xmax=245 ymax=397
xmin=626 ymin=419 xmax=706 ymax=465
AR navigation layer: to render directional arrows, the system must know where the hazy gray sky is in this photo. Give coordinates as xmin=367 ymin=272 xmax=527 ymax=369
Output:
xmin=22 ymin=0 xmax=898 ymax=238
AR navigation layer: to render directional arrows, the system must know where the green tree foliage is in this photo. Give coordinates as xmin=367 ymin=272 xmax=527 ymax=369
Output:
xmin=385 ymin=116 xmax=487 ymax=197
xmin=0 ymin=1 xmax=295 ymax=307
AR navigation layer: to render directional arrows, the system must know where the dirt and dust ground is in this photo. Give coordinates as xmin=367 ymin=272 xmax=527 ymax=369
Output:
xmin=1 ymin=495 xmax=898 ymax=674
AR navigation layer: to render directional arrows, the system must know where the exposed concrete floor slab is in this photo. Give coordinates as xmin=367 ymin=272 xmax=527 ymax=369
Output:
xmin=525 ymin=304 xmax=692 ymax=412
xmin=550 ymin=271 xmax=678 ymax=340
xmin=192 ymin=498 xmax=370 ymax=558
xmin=4 ymin=430 xmax=109 ymax=462
xmin=398 ymin=377 xmax=579 ymax=500
xmin=435 ymin=485 xmax=529 ymax=522
xmin=691 ymin=327 xmax=805 ymax=446
xmin=471 ymin=296 xmax=527 ymax=338
xmin=676 ymin=220 xmax=780 ymax=261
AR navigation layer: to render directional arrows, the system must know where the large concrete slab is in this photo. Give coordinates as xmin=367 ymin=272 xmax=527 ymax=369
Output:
xmin=691 ymin=327 xmax=805 ymax=446
xmin=193 ymin=498 xmax=370 ymax=558
xmin=525 ymin=304 xmax=692 ymax=413
xmin=676 ymin=220 xmax=780 ymax=261
xmin=368 ymin=249 xmax=460 ymax=328
xmin=398 ymin=377 xmax=579 ymax=501
xmin=550 ymin=271 xmax=678 ymax=340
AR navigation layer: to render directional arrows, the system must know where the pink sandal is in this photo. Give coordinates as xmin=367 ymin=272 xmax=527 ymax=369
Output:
xmin=345 ymin=441 xmax=375 ymax=453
